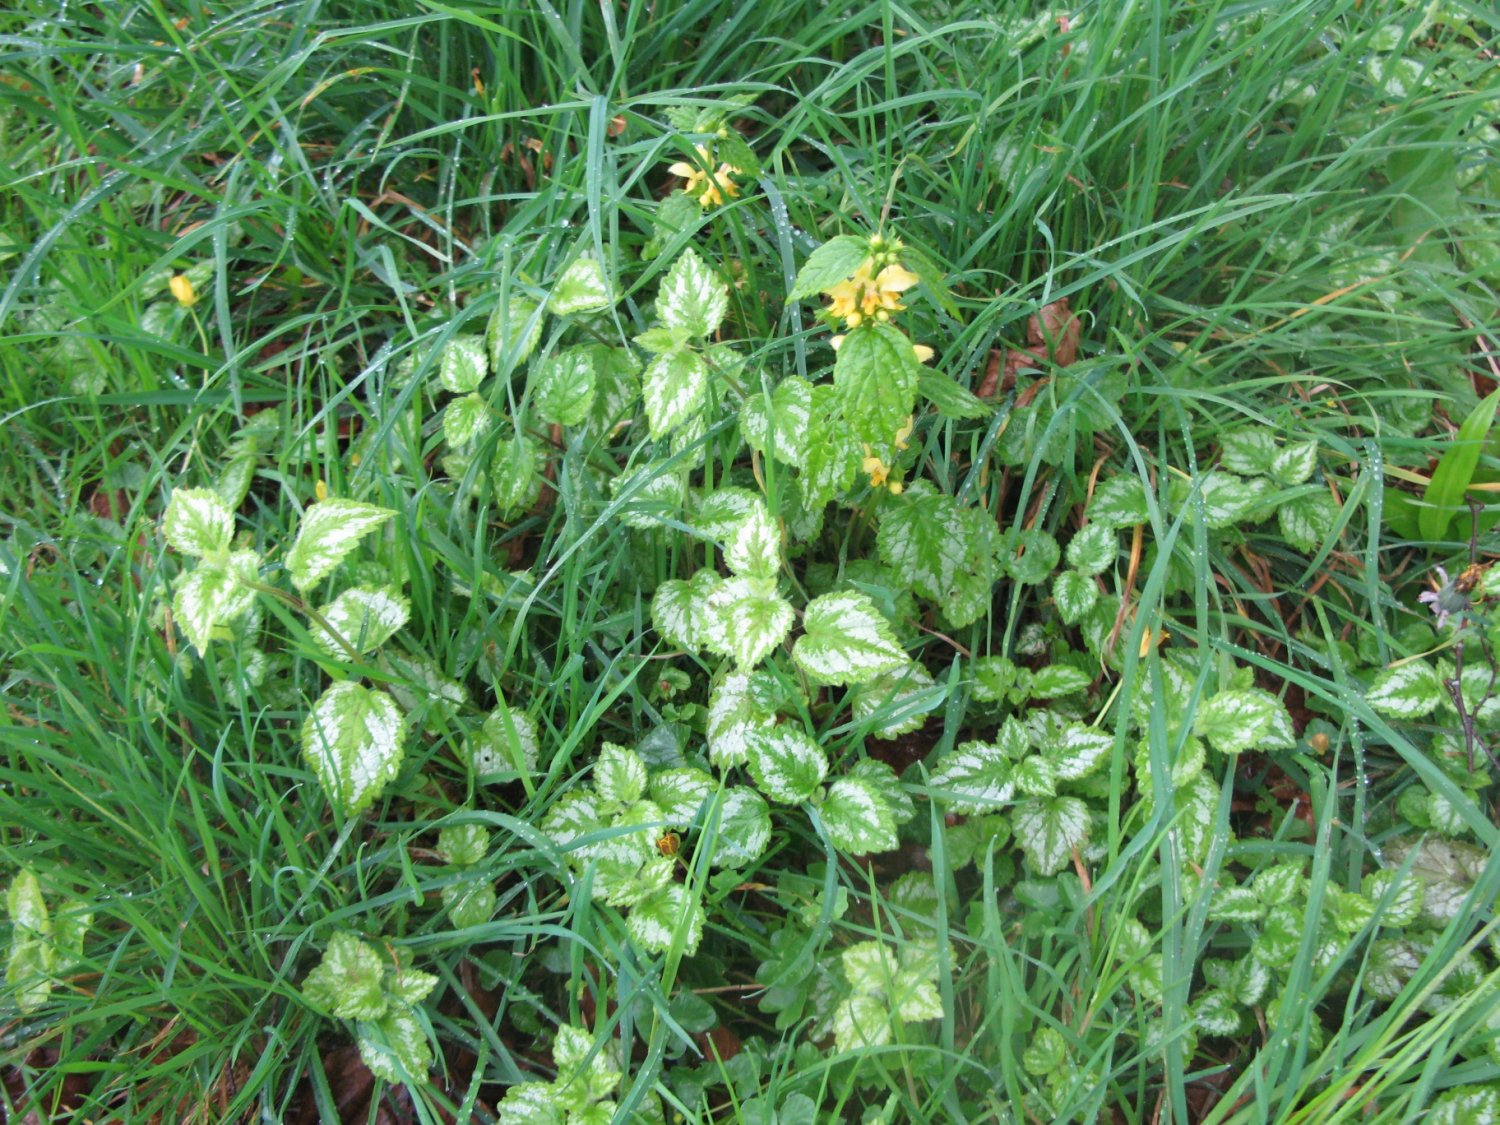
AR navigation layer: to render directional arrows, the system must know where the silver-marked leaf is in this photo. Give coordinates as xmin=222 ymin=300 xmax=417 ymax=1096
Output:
xmin=822 ymin=776 xmax=900 ymax=855
xmin=851 ymin=661 xmax=940 ymax=739
xmin=1178 ymin=471 xmax=1272 ymax=529
xmin=1270 ymin=440 xmax=1318 ymax=486
xmin=595 ymin=742 xmax=647 ymax=805
xmin=1367 ymin=660 xmax=1444 ymax=719
xmin=745 ymin=726 xmax=828 ymax=803
xmin=1045 ymin=724 xmax=1115 ymax=781
xmin=491 ymin=434 xmax=543 ymax=514
xmin=1052 ymin=569 xmax=1098 ymax=625
xmin=877 ymin=485 xmax=973 ymax=602
xmin=1195 ymin=688 xmax=1295 ymax=754
xmin=1013 ymin=755 xmax=1058 ymax=797
xmin=1088 ymin=476 xmax=1149 ymax=527
xmin=1012 ymin=795 xmax=1089 ymax=875
xmin=437 ymin=823 xmax=489 ymax=867
xmin=301 ymin=681 xmax=405 ymax=815
xmin=1219 ymin=427 xmax=1278 ymax=476
xmin=651 ymin=569 xmax=717 ymax=653
xmin=443 ymin=393 xmax=491 ymax=448
xmin=533 ymin=348 xmax=596 ymax=426
xmin=612 ymin=461 xmax=685 ymax=529
xmin=301 ymin=932 xmax=388 ymax=1020
xmin=627 ymin=882 xmax=704 ymax=956
xmin=658 ymin=248 xmax=728 ymax=338
xmin=710 ymin=787 xmax=771 ymax=867
xmin=356 ymin=1008 xmax=433 ymax=1084
xmin=801 ymin=384 xmax=863 ymax=506
xmin=173 ymin=549 xmax=260 ymax=654
xmin=1279 ymin=490 xmax=1340 ymax=554
xmin=578 ymin=344 xmax=641 ymax=441
xmin=1065 ymin=524 xmax=1115 ymax=576
xmin=1004 ymin=528 xmax=1060 ymax=585
xmin=792 ymin=590 xmax=906 ymax=686
xmin=1029 ymin=664 xmax=1092 ymax=698
xmin=438 ymin=334 xmax=488 ymax=394
xmin=286 ymin=499 xmax=395 ymax=592
xmin=708 ymin=576 xmax=794 ymax=669
xmin=691 ymin=486 xmax=761 ymax=542
xmin=163 ymin=487 xmax=233 ymax=559
xmin=548 ymin=257 xmax=611 ymax=315
xmin=707 ymin=670 xmax=776 ymax=770
xmin=312 ymin=585 xmax=409 ymax=656
xmin=467 ymin=702 xmax=540 ymax=775
xmin=6 ymin=870 xmax=52 ymax=1013
xmin=742 ymin=377 xmax=814 ymax=468
xmin=494 ymin=1082 xmax=564 ymax=1124
xmin=487 ymin=292 xmax=544 ymax=375
xmin=723 ymin=500 xmax=781 ymax=580
xmin=642 ymin=349 xmax=708 ymax=439
xmin=649 ymin=767 xmax=714 ymax=827
xmin=928 ymin=741 xmax=1014 ymax=814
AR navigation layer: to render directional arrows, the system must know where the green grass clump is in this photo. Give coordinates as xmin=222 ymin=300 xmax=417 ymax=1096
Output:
xmin=2 ymin=0 xmax=1499 ymax=1121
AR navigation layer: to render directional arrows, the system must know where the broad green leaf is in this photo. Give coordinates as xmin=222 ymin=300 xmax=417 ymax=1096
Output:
xmin=651 ymin=567 xmax=721 ymax=652
xmin=627 ymin=882 xmax=704 ymax=955
xmin=1013 ymin=755 xmax=1057 ymax=797
xmin=1194 ymin=688 xmax=1296 ymax=754
xmin=1194 ymin=990 xmax=1241 ymax=1037
xmin=928 ymin=741 xmax=1014 ymax=814
xmin=821 ymin=776 xmax=900 ymax=855
xmin=834 ymin=322 xmax=922 ymax=445
xmin=487 ymin=292 xmax=543 ymax=374
xmin=801 ymin=390 xmax=862 ymax=506
xmin=649 ymin=767 xmax=714 ymax=827
xmin=1219 ymin=427 xmax=1278 ymax=475
xmin=877 ymin=484 xmax=978 ymax=603
xmin=691 ymin=487 xmax=761 ymax=542
xmin=1253 ymin=904 xmax=1302 ymax=967
xmin=851 ymin=661 xmax=940 ymax=738
xmin=707 ymin=670 xmax=775 ymax=769
xmin=578 ymin=344 xmax=641 ymax=441
xmin=972 ymin=657 xmax=1019 ymax=703
xmin=541 ymin=791 xmax=605 ymax=850
xmin=723 ymin=500 xmax=781 ymax=580
xmin=918 ymin=371 xmax=990 ymax=419
xmin=1176 ymin=471 xmax=1272 ymax=529
xmin=745 ymin=726 xmax=828 ymax=803
xmin=1270 ymin=440 xmax=1318 ymax=486
xmin=467 ymin=703 xmax=540 ymax=775
xmin=491 ymin=434 xmax=543 ymax=514
xmin=742 ymin=377 xmax=814 ymax=468
xmin=163 ymin=487 xmax=233 ymax=558
xmin=1208 ymin=886 xmax=1265 ymax=923
xmin=658 ymin=248 xmax=729 ymax=337
xmin=437 ymin=823 xmax=489 ymax=867
xmin=612 ymin=461 xmax=685 ymax=529
xmin=1252 ymin=863 xmax=1305 ymax=906
xmin=1023 ymin=1028 xmax=1067 ymax=1076
xmin=1421 ymin=386 xmax=1500 ymax=541
xmin=709 ymin=576 xmax=794 ymax=669
xmin=1088 ymin=476 xmax=1149 ymax=527
xmin=495 ymin=1082 xmax=565 ymax=1124
xmin=312 ymin=586 xmax=409 ymax=656
xmin=357 ymin=1008 xmax=433 ymax=1083
xmin=1012 ymin=796 xmax=1089 ymax=875
xmin=1174 ymin=772 xmax=1220 ymax=863
xmin=710 ymin=786 xmax=772 ymax=867
xmin=789 ymin=236 xmax=869 ymax=300
xmin=792 ymin=590 xmax=906 ymax=686
xmin=832 ymin=991 xmax=891 ymax=1051
xmin=301 ymin=932 xmax=389 ymax=1020
xmin=1052 ymin=569 xmax=1098 ymax=624
xmin=1029 ymin=664 xmax=1092 ymax=698
xmin=1045 ymin=724 xmax=1114 ymax=782
xmin=1279 ymin=490 xmax=1340 ymax=553
xmin=1004 ymin=528 xmax=1059 ymax=585
xmin=1430 ymin=1086 xmax=1500 ymax=1125
xmin=548 ymin=257 xmax=611 ymax=316
xmin=595 ymin=743 xmax=648 ymax=805
xmin=174 ymin=549 xmax=259 ymax=654
xmin=642 ymin=349 xmax=708 ymax=438
xmin=1367 ymin=660 xmax=1444 ymax=719
xmin=443 ymin=393 xmax=490 ymax=447
xmin=438 ymin=334 xmax=488 ymax=394
xmin=301 ymin=681 xmax=405 ymax=815
xmin=286 ymin=499 xmax=394 ymax=592
xmin=1065 ymin=523 xmax=1115 ymax=576
xmin=1365 ymin=868 xmax=1423 ymax=927
xmin=386 ymin=653 xmax=466 ymax=729
xmin=7 ymin=870 xmax=52 ymax=1013
xmin=553 ymin=1023 xmax=621 ymax=1103
xmin=533 ymin=348 xmax=596 ymax=426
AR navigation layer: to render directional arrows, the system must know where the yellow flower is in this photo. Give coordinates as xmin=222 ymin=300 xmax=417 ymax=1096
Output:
xmin=169 ymin=273 xmax=197 ymax=308
xmin=667 ymin=145 xmax=741 ymax=208
xmin=821 ymin=261 xmax=920 ymax=329
xmin=315 ymin=479 xmax=329 ymax=502
xmin=860 ymin=441 xmax=904 ymax=494
xmin=894 ymin=416 xmax=914 ymax=451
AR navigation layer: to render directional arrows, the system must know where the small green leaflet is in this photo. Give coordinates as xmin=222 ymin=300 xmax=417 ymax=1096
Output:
xmin=548 ymin=257 xmax=611 ymax=316
xmin=789 ymin=235 xmax=869 ymax=301
xmin=834 ymin=322 xmax=922 ymax=445
xmin=491 ymin=434 xmax=542 ymax=513
xmin=595 ymin=742 xmax=648 ymax=805
xmin=723 ymin=500 xmax=782 ymax=580
xmin=1279 ymin=490 xmax=1340 ymax=553
xmin=745 ymin=725 xmax=828 ymax=803
xmin=642 ymin=349 xmax=708 ymax=438
xmin=533 ymin=348 xmax=597 ymax=426
xmin=800 ymin=386 xmax=862 ymax=506
xmin=1065 ymin=523 xmax=1115 ymax=576
xmin=1052 ymin=569 xmax=1098 ymax=624
xmin=285 ymin=499 xmax=394 ymax=592
xmin=707 ymin=576 xmax=794 ymax=669
xmin=163 ymin=487 xmax=234 ymax=559
xmin=1176 ymin=471 xmax=1272 ymax=529
xmin=1023 ymin=1028 xmax=1067 ymax=1076
xmin=357 ymin=1008 xmax=433 ymax=1084
xmin=301 ymin=681 xmax=405 ymax=815
xmin=301 ymin=932 xmax=389 ymax=1020
xmin=651 ymin=571 xmax=713 ymax=652
xmin=821 ymin=776 xmax=901 ymax=855
xmin=1194 ymin=688 xmax=1296 ymax=754
xmin=1088 ymin=476 xmax=1149 ymax=527
xmin=831 ymin=942 xmax=943 ymax=1051
xmin=657 ymin=248 xmax=729 ymax=338
xmin=1366 ymin=660 xmax=1444 ymax=718
xmin=706 ymin=670 xmax=775 ymax=770
xmin=878 ymin=484 xmax=978 ymax=603
xmin=1004 ymin=528 xmax=1059 ymax=586
xmin=442 ymin=393 xmax=490 ymax=448
xmin=918 ymin=371 xmax=990 ymax=419
xmin=437 ymin=334 xmax=488 ymax=394
xmin=928 ymin=740 xmax=1015 ymax=814
xmin=174 ymin=549 xmax=260 ymax=654
xmin=691 ymin=487 xmax=761 ymax=542
xmin=649 ymin=766 xmax=713 ymax=827
xmin=627 ymin=882 xmax=705 ymax=955
xmin=443 ymin=880 xmax=496 ymax=929
xmin=437 ymin=823 xmax=489 ymax=867
xmin=312 ymin=585 xmax=409 ymax=656
xmin=1012 ymin=795 xmax=1089 ymax=875
xmin=791 ymin=590 xmax=907 ymax=686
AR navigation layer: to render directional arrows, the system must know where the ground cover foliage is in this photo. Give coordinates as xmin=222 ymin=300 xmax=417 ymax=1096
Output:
xmin=1 ymin=0 xmax=1499 ymax=1120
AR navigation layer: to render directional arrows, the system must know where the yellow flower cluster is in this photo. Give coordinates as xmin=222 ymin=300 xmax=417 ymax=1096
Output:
xmin=668 ymin=144 xmax=742 ymax=208
xmin=822 ymin=260 xmax=919 ymax=330
xmin=861 ymin=416 xmax=915 ymax=495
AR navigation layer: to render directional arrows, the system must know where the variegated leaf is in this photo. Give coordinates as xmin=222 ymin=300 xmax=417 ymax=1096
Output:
xmin=657 ymin=248 xmax=728 ymax=338
xmin=1367 ymin=660 xmax=1444 ymax=718
xmin=626 ymin=882 xmax=704 ymax=955
xmin=173 ymin=549 xmax=260 ymax=654
xmin=301 ymin=681 xmax=405 ymax=815
xmin=707 ymin=576 xmax=794 ymax=669
xmin=437 ymin=334 xmax=487 ymax=394
xmin=723 ymin=499 xmax=781 ymax=579
xmin=707 ymin=670 xmax=775 ymax=770
xmin=285 ymin=499 xmax=395 ymax=592
xmin=312 ymin=585 xmax=409 ymax=656
xmin=745 ymin=725 xmax=828 ymax=803
xmin=548 ymin=257 xmax=611 ymax=315
xmin=792 ymin=590 xmax=906 ymax=686
xmin=928 ymin=740 xmax=1014 ymax=814
xmin=1012 ymin=795 xmax=1089 ymax=876
xmin=642 ymin=349 xmax=708 ymax=438
xmin=486 ymin=292 xmax=543 ymax=374
xmin=163 ymin=487 xmax=234 ymax=559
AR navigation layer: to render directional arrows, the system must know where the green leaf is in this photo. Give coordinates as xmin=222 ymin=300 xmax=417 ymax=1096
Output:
xmin=490 ymin=434 xmax=542 ymax=513
xmin=850 ymin=661 xmax=940 ymax=739
xmin=710 ymin=787 xmax=772 ymax=867
xmin=792 ymin=591 xmax=907 ymax=686
xmin=1044 ymin=724 xmax=1114 ymax=781
xmin=1052 ymin=569 xmax=1098 ymax=625
xmin=1422 ymin=386 xmax=1500 ymax=541
xmin=789 ymin=236 xmax=869 ymax=300
xmin=442 ymin=392 xmax=491 ymax=448
xmin=800 ymin=385 xmax=862 ymax=505
xmin=467 ymin=702 xmax=540 ymax=776
xmin=1012 ymin=796 xmax=1089 ymax=876
xmin=553 ymin=1023 xmax=621 ymax=1103
xmin=707 ymin=670 xmax=775 ymax=770
xmin=301 ymin=932 xmax=389 ymax=1020
xmin=1208 ymin=885 xmax=1265 ymax=924
xmin=708 ymin=576 xmax=795 ymax=669
xmin=612 ymin=460 xmax=685 ymax=529
xmin=1177 ymin=471 xmax=1272 ymax=529
xmin=834 ymin=322 xmax=921 ymax=444
xmin=652 ymin=567 xmax=721 ymax=653
xmin=486 ymin=292 xmax=543 ymax=375
xmin=438 ymin=334 xmax=488 ymax=394
xmin=1219 ymin=427 xmax=1278 ymax=475
xmin=928 ymin=740 xmax=1015 ymax=814
xmin=285 ymin=499 xmax=395 ymax=592
xmin=1253 ymin=905 xmax=1301 ymax=967
xmin=1029 ymin=664 xmax=1092 ymax=698
xmin=741 ymin=376 xmax=814 ymax=468
xmin=878 ymin=484 xmax=989 ymax=607
xmin=173 ymin=549 xmax=259 ymax=654
xmin=918 ymin=370 xmax=990 ymax=419
xmin=691 ymin=487 xmax=761 ymax=542
xmin=437 ymin=823 xmax=489 ymax=868
xmin=548 ymin=257 xmax=611 ymax=316
xmin=1013 ymin=755 xmax=1058 ymax=797
xmin=649 ymin=767 xmax=714 ymax=827
xmin=443 ymin=880 xmax=495 ymax=927
xmin=311 ymin=586 xmax=409 ymax=656
xmin=642 ymin=349 xmax=708 ymax=438
xmin=1367 ymin=660 xmax=1445 ymax=718
xmin=821 ymin=776 xmax=900 ymax=855
xmin=163 ymin=487 xmax=234 ymax=558
xmin=1194 ymin=990 xmax=1242 ymax=1037
xmin=357 ymin=1008 xmax=433 ymax=1083
xmin=495 ymin=1082 xmax=565 ymax=1124
xmin=745 ymin=726 xmax=828 ymax=803
xmin=595 ymin=743 xmax=648 ymax=806
xmin=658 ymin=248 xmax=729 ymax=337
xmin=7 ymin=870 xmax=53 ymax=1013
xmin=1003 ymin=528 xmax=1059 ymax=585
xmin=1279 ymin=490 xmax=1340 ymax=553
xmin=627 ymin=882 xmax=704 ymax=955
xmin=832 ymin=991 xmax=890 ymax=1051
xmin=578 ymin=344 xmax=641 ymax=441
xmin=533 ymin=348 xmax=596 ymax=426
xmin=1023 ymin=1027 xmax=1067 ymax=1076
xmin=1430 ymin=1086 xmax=1500 ymax=1125
xmin=723 ymin=500 xmax=781 ymax=580
xmin=1365 ymin=868 xmax=1423 ymax=927
xmin=1194 ymin=688 xmax=1296 ymax=754
xmin=1270 ymin=440 xmax=1318 ymax=487
xmin=301 ymin=681 xmax=405 ymax=816
xmin=1065 ymin=524 xmax=1115 ymax=576
xmin=1088 ymin=476 xmax=1149 ymax=527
